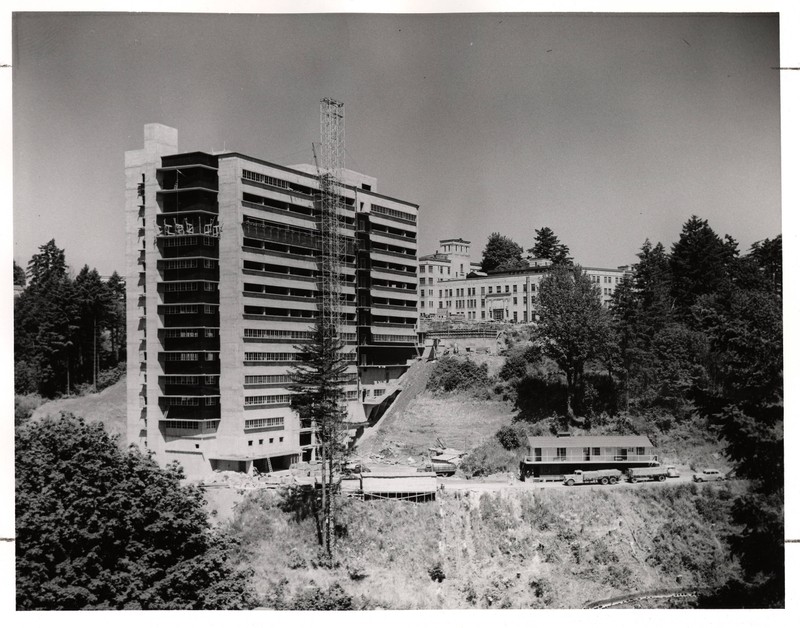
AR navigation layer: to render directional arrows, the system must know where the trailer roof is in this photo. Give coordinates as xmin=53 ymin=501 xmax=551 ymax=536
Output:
xmin=526 ymin=435 xmax=654 ymax=448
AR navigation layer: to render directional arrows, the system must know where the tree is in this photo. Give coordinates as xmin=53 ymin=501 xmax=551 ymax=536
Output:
xmin=692 ymin=280 xmax=783 ymax=607
xmin=16 ymin=414 xmax=256 ymax=610
xmin=13 ymin=260 xmax=26 ymax=287
xmin=105 ymin=271 xmax=127 ymax=363
xmin=670 ymin=216 xmax=733 ymax=315
xmin=533 ymin=265 xmax=614 ymax=420
xmin=289 ymin=322 xmax=349 ymax=562
xmin=748 ymin=235 xmax=782 ymax=298
xmin=481 ymin=232 xmax=525 ymax=272
xmin=529 ymin=227 xmax=572 ymax=266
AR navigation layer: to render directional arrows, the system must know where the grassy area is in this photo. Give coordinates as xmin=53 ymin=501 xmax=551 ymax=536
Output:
xmin=28 ymin=376 xmax=127 ymax=438
xmin=356 ymin=391 xmax=515 ymax=460
xmin=228 ymin=481 xmax=744 ymax=609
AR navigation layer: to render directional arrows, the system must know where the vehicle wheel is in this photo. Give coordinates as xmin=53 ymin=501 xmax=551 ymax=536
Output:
xmin=658 ymin=475 xmax=666 ymax=482
xmin=696 ymin=478 xmax=703 ymax=482
xmin=601 ymin=477 xmax=609 ymax=485
xmin=566 ymin=479 xmax=575 ymax=486
xmin=717 ymin=477 xmax=724 ymax=482
xmin=630 ymin=477 xmax=638 ymax=483
xmin=609 ymin=476 xmax=618 ymax=485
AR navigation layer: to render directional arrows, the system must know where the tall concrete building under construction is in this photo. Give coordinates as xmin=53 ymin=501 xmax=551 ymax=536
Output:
xmin=125 ymin=118 xmax=419 ymax=477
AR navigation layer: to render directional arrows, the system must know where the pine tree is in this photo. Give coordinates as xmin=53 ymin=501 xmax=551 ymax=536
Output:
xmin=288 ymin=322 xmax=349 ymax=561
xmin=529 ymin=227 xmax=572 ymax=266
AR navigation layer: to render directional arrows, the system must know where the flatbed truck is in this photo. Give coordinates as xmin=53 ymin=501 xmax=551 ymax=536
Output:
xmin=563 ymin=469 xmax=623 ymax=486
xmin=626 ymin=466 xmax=669 ymax=483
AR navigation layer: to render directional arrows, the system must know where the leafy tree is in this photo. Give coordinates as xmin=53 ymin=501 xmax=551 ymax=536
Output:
xmin=481 ymin=232 xmax=525 ymax=272
xmin=427 ymin=356 xmax=490 ymax=395
xmin=533 ymin=265 xmax=614 ymax=420
xmin=13 ymin=260 xmax=26 ymax=287
xmin=16 ymin=414 xmax=256 ymax=610
xmin=289 ymin=322 xmax=349 ymax=562
xmin=529 ymin=227 xmax=572 ymax=266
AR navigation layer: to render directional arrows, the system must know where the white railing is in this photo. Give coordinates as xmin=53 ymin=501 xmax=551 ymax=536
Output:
xmin=524 ymin=454 xmax=658 ymax=464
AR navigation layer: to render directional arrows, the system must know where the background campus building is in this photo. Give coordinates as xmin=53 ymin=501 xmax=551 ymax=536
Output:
xmin=419 ymin=238 xmax=628 ymax=322
xmin=125 ymin=124 xmax=419 ymax=477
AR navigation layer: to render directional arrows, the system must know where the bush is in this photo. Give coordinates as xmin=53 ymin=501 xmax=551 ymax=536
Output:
xmin=495 ymin=425 xmax=527 ymax=451
xmin=16 ymin=414 xmax=256 ymax=610
xmin=14 ymin=393 xmax=43 ymax=426
xmin=288 ymin=583 xmax=354 ymax=610
xmin=499 ymin=351 xmax=528 ymax=381
xmin=427 ymin=356 xmax=490 ymax=396
xmin=427 ymin=561 xmax=446 ymax=582
xmin=96 ymin=364 xmax=124 ymax=391
xmin=460 ymin=438 xmax=520 ymax=478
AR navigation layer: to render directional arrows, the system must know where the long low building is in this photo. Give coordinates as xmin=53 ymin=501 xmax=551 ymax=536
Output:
xmin=520 ymin=434 xmax=658 ymax=479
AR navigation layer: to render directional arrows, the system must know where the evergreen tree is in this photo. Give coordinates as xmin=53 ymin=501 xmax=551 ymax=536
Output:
xmin=74 ymin=265 xmax=114 ymax=387
xmin=288 ymin=322 xmax=349 ymax=561
xmin=106 ymin=271 xmax=127 ymax=364
xmin=670 ymin=216 xmax=732 ymax=315
xmin=529 ymin=227 xmax=572 ymax=265
xmin=534 ymin=265 xmax=614 ymax=420
xmin=16 ymin=414 xmax=256 ymax=609
xmin=481 ymin=232 xmax=525 ymax=272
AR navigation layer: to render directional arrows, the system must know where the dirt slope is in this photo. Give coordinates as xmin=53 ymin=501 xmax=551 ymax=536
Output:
xmin=30 ymin=376 xmax=127 ymax=438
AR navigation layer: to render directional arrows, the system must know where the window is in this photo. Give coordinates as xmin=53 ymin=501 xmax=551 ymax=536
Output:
xmin=636 ymin=447 xmax=645 ymax=456
xmin=245 ymin=394 xmax=292 ymax=406
xmin=372 ymin=204 xmax=417 ymax=223
xmin=556 ymin=447 xmax=567 ymax=461
xmin=505 ymin=285 xmax=510 ymax=293
xmin=513 ymin=285 xmax=517 ymax=293
xmin=279 ymin=437 xmax=284 ymax=442
xmin=592 ymin=447 xmax=600 ymax=457
xmin=244 ymin=417 xmax=284 ymax=429
xmin=259 ymin=439 xmax=264 ymax=445
xmin=248 ymin=440 xmax=253 ymax=446
xmin=269 ymin=438 xmax=274 ymax=443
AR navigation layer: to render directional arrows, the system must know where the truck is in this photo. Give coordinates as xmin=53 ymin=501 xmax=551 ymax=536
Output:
xmin=563 ymin=469 xmax=623 ymax=486
xmin=625 ymin=466 xmax=669 ymax=483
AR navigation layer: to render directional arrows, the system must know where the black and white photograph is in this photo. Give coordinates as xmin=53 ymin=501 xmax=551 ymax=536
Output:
xmin=3 ymin=1 xmax=795 ymax=617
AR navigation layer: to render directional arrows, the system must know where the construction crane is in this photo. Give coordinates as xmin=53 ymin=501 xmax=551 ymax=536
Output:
xmin=314 ymin=97 xmax=346 ymax=341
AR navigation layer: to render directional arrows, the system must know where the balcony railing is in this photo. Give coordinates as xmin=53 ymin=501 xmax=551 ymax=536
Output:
xmin=524 ymin=454 xmax=658 ymax=464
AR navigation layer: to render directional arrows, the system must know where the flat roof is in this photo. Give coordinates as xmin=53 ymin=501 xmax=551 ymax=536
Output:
xmin=527 ymin=435 xmax=654 ymax=448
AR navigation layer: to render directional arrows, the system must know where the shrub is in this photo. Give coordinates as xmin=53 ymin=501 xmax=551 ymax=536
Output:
xmin=427 ymin=357 xmax=490 ymax=396
xmin=499 ymin=351 xmax=528 ymax=381
xmin=496 ymin=424 xmax=527 ymax=450
xmin=289 ymin=583 xmax=354 ymax=610
xmin=427 ymin=561 xmax=446 ymax=582
xmin=460 ymin=438 xmax=519 ymax=478
xmin=16 ymin=414 xmax=256 ymax=610
xmin=14 ymin=393 xmax=43 ymax=426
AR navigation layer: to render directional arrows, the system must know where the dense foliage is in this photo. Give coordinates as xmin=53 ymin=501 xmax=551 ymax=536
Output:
xmin=427 ymin=356 xmax=491 ymax=396
xmin=480 ymin=232 xmax=526 ymax=272
xmin=14 ymin=240 xmax=125 ymax=397
xmin=16 ymin=414 xmax=256 ymax=610
xmin=498 ymin=215 xmax=783 ymax=607
xmin=533 ymin=265 xmax=614 ymax=420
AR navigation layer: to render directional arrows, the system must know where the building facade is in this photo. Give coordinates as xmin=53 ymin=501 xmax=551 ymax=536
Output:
xmin=520 ymin=435 xmax=658 ymax=479
xmin=126 ymin=124 xmax=418 ymax=477
xmin=419 ymin=238 xmax=627 ymax=322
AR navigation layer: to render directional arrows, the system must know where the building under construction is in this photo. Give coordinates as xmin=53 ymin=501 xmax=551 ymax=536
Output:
xmin=125 ymin=102 xmax=419 ymax=477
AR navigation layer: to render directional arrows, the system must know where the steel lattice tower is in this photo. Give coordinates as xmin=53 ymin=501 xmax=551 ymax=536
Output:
xmin=318 ymin=97 xmax=346 ymax=340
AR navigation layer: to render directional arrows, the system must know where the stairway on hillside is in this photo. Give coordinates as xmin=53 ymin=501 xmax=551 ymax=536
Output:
xmin=355 ymin=359 xmax=435 ymax=456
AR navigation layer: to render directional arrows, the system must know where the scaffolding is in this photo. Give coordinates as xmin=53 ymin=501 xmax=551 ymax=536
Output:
xmin=318 ymin=97 xmax=346 ymax=340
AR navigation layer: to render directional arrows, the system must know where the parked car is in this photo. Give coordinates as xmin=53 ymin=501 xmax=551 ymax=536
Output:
xmin=692 ymin=468 xmax=724 ymax=482
xmin=666 ymin=465 xmax=680 ymax=478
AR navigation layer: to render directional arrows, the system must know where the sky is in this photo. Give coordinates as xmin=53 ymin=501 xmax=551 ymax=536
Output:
xmin=10 ymin=10 xmax=782 ymax=275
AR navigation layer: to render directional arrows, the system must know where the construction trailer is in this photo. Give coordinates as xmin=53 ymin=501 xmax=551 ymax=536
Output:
xmin=520 ymin=434 xmax=658 ymax=481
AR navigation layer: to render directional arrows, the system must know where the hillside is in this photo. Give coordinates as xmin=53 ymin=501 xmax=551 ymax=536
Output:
xmin=228 ymin=481 xmax=744 ymax=609
xmin=29 ymin=376 xmax=127 ymax=438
